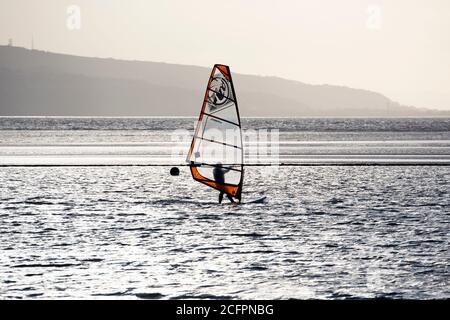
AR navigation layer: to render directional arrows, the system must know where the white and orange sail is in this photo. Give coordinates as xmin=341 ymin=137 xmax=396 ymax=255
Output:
xmin=186 ymin=65 xmax=243 ymax=201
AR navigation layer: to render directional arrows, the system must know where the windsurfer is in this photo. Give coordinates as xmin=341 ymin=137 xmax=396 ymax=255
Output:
xmin=213 ymin=162 xmax=235 ymax=204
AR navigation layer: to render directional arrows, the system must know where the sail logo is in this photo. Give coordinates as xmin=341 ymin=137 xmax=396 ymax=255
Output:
xmin=208 ymin=77 xmax=230 ymax=107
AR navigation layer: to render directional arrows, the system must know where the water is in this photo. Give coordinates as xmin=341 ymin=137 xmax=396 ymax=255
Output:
xmin=0 ymin=117 xmax=449 ymax=299
xmin=1 ymin=117 xmax=449 ymax=166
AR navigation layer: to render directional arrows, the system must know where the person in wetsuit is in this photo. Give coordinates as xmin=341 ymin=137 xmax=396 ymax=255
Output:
xmin=213 ymin=162 xmax=235 ymax=204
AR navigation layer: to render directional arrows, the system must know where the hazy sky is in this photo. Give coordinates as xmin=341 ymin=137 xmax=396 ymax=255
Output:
xmin=1 ymin=0 xmax=449 ymax=110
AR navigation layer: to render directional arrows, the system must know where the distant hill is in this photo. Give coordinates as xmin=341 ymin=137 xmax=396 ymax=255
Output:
xmin=0 ymin=46 xmax=448 ymax=117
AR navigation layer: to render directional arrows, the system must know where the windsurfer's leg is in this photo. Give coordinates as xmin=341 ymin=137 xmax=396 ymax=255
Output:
xmin=219 ymin=192 xmax=224 ymax=204
xmin=227 ymin=194 xmax=235 ymax=203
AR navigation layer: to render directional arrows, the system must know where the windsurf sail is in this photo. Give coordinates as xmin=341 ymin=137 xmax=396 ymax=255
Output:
xmin=186 ymin=64 xmax=243 ymax=201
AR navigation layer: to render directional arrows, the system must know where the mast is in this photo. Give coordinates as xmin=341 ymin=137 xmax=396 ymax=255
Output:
xmin=187 ymin=65 xmax=244 ymax=200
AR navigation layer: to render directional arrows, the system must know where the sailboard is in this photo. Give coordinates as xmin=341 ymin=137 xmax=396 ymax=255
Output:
xmin=186 ymin=64 xmax=244 ymax=202
xmin=246 ymin=196 xmax=267 ymax=204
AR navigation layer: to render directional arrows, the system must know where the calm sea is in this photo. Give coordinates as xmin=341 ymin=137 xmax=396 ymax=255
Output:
xmin=0 ymin=117 xmax=449 ymax=165
xmin=0 ymin=117 xmax=449 ymax=299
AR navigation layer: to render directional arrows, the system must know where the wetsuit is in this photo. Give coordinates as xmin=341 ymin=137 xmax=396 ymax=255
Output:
xmin=213 ymin=166 xmax=234 ymax=204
